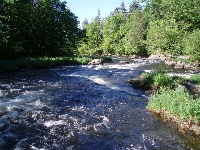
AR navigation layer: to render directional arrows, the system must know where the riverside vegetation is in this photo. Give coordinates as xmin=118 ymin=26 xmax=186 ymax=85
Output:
xmin=130 ymin=70 xmax=200 ymax=136
xmin=0 ymin=56 xmax=112 ymax=73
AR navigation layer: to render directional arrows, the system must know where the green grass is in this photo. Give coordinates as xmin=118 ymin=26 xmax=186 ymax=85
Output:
xmin=133 ymin=69 xmax=184 ymax=89
xmin=132 ymin=70 xmax=200 ymax=135
xmin=136 ymin=69 xmax=200 ymax=134
xmin=190 ymin=74 xmax=200 ymax=85
xmin=147 ymin=88 xmax=200 ymax=121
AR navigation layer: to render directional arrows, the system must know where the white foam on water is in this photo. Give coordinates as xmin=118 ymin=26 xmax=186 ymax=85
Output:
xmin=168 ymin=73 xmax=192 ymax=79
xmin=30 ymin=145 xmax=46 ymax=150
xmin=44 ymin=120 xmax=66 ymax=127
xmin=0 ymin=90 xmax=45 ymax=114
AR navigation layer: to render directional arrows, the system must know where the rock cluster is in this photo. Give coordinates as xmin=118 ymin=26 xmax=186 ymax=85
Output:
xmin=148 ymin=54 xmax=200 ymax=70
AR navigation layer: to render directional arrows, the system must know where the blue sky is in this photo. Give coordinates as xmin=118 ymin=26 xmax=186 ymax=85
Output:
xmin=64 ymin=0 xmax=134 ymax=25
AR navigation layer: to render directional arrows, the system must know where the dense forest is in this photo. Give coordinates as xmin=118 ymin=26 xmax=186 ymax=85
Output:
xmin=1 ymin=0 xmax=200 ymax=62
xmin=0 ymin=0 xmax=80 ymax=59
xmin=79 ymin=0 xmax=200 ymax=62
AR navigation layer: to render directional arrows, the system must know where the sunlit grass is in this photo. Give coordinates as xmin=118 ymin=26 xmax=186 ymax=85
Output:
xmin=131 ymin=69 xmax=185 ymax=90
xmin=142 ymin=70 xmax=200 ymax=134
xmin=147 ymin=88 xmax=200 ymax=122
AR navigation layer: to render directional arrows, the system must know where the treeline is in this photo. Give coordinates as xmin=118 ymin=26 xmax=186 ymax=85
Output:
xmin=0 ymin=0 xmax=80 ymax=59
xmin=78 ymin=0 xmax=200 ymax=61
xmin=1 ymin=0 xmax=200 ymax=62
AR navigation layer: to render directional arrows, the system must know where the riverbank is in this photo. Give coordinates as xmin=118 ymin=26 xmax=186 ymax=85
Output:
xmin=0 ymin=56 xmax=112 ymax=73
xmin=129 ymin=70 xmax=200 ymax=137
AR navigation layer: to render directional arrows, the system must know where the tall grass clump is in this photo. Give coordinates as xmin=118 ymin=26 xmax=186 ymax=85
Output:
xmin=137 ymin=69 xmax=183 ymax=89
xmin=190 ymin=74 xmax=200 ymax=85
xmin=147 ymin=88 xmax=200 ymax=121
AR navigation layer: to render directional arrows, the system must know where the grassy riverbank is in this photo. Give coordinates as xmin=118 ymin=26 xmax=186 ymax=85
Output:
xmin=130 ymin=70 xmax=200 ymax=135
xmin=148 ymin=88 xmax=200 ymax=135
xmin=0 ymin=56 xmax=112 ymax=73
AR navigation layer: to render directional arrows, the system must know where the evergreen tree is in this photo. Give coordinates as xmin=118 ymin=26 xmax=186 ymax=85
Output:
xmin=129 ymin=0 xmax=141 ymax=13
xmin=82 ymin=18 xmax=89 ymax=29
xmin=125 ymin=10 xmax=147 ymax=55
xmin=120 ymin=1 xmax=126 ymax=13
xmin=78 ymin=10 xmax=103 ymax=55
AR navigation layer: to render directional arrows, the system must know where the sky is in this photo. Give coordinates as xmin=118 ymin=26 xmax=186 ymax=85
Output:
xmin=64 ymin=0 xmax=134 ymax=25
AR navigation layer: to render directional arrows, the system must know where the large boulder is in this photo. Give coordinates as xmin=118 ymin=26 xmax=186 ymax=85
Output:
xmin=88 ymin=59 xmax=102 ymax=65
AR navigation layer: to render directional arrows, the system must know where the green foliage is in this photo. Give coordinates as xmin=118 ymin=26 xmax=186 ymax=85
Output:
xmin=138 ymin=70 xmax=183 ymax=88
xmin=146 ymin=19 xmax=183 ymax=55
xmin=0 ymin=0 xmax=79 ymax=59
xmin=153 ymin=72 xmax=172 ymax=87
xmin=190 ymin=74 xmax=200 ymax=85
xmin=143 ymin=0 xmax=200 ymax=31
xmin=183 ymin=29 xmax=200 ymax=61
xmin=147 ymin=88 xmax=200 ymax=121
xmin=101 ymin=12 xmax=126 ymax=55
xmin=143 ymin=0 xmax=200 ymax=60
xmin=78 ymin=11 xmax=102 ymax=55
xmin=125 ymin=9 xmax=147 ymax=56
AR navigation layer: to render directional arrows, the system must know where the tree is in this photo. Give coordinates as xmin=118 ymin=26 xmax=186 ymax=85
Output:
xmin=129 ymin=0 xmax=141 ymax=13
xmin=101 ymin=12 xmax=126 ymax=55
xmin=125 ymin=10 xmax=147 ymax=55
xmin=146 ymin=19 xmax=183 ymax=55
xmin=143 ymin=0 xmax=200 ymax=56
xmin=183 ymin=29 xmax=200 ymax=61
xmin=78 ymin=10 xmax=102 ymax=55
xmin=120 ymin=1 xmax=126 ymax=13
xmin=82 ymin=18 xmax=89 ymax=29
xmin=29 ymin=0 xmax=79 ymax=57
xmin=0 ymin=0 xmax=79 ymax=59
xmin=143 ymin=0 xmax=200 ymax=31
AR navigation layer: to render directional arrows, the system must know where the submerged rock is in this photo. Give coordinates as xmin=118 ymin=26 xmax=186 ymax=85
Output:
xmin=119 ymin=61 xmax=129 ymax=64
xmin=88 ymin=59 xmax=102 ymax=65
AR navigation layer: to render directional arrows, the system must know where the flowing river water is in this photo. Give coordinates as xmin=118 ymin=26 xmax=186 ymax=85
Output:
xmin=0 ymin=58 xmax=200 ymax=149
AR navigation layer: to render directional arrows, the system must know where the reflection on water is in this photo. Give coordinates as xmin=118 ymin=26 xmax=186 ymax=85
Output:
xmin=0 ymin=59 xmax=199 ymax=149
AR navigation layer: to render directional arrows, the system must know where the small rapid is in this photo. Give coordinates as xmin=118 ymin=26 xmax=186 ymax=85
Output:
xmin=0 ymin=59 xmax=199 ymax=149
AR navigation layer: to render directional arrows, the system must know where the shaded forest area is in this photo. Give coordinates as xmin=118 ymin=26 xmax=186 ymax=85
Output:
xmin=1 ymin=0 xmax=200 ymax=62
xmin=0 ymin=0 xmax=81 ymax=59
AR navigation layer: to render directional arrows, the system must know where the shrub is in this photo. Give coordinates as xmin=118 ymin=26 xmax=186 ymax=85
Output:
xmin=183 ymin=29 xmax=200 ymax=61
xmin=145 ymin=70 xmax=173 ymax=87
xmin=146 ymin=19 xmax=183 ymax=55
xmin=153 ymin=73 xmax=173 ymax=87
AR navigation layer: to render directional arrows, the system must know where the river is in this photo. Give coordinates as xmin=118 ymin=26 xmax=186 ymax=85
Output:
xmin=0 ymin=58 xmax=199 ymax=149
